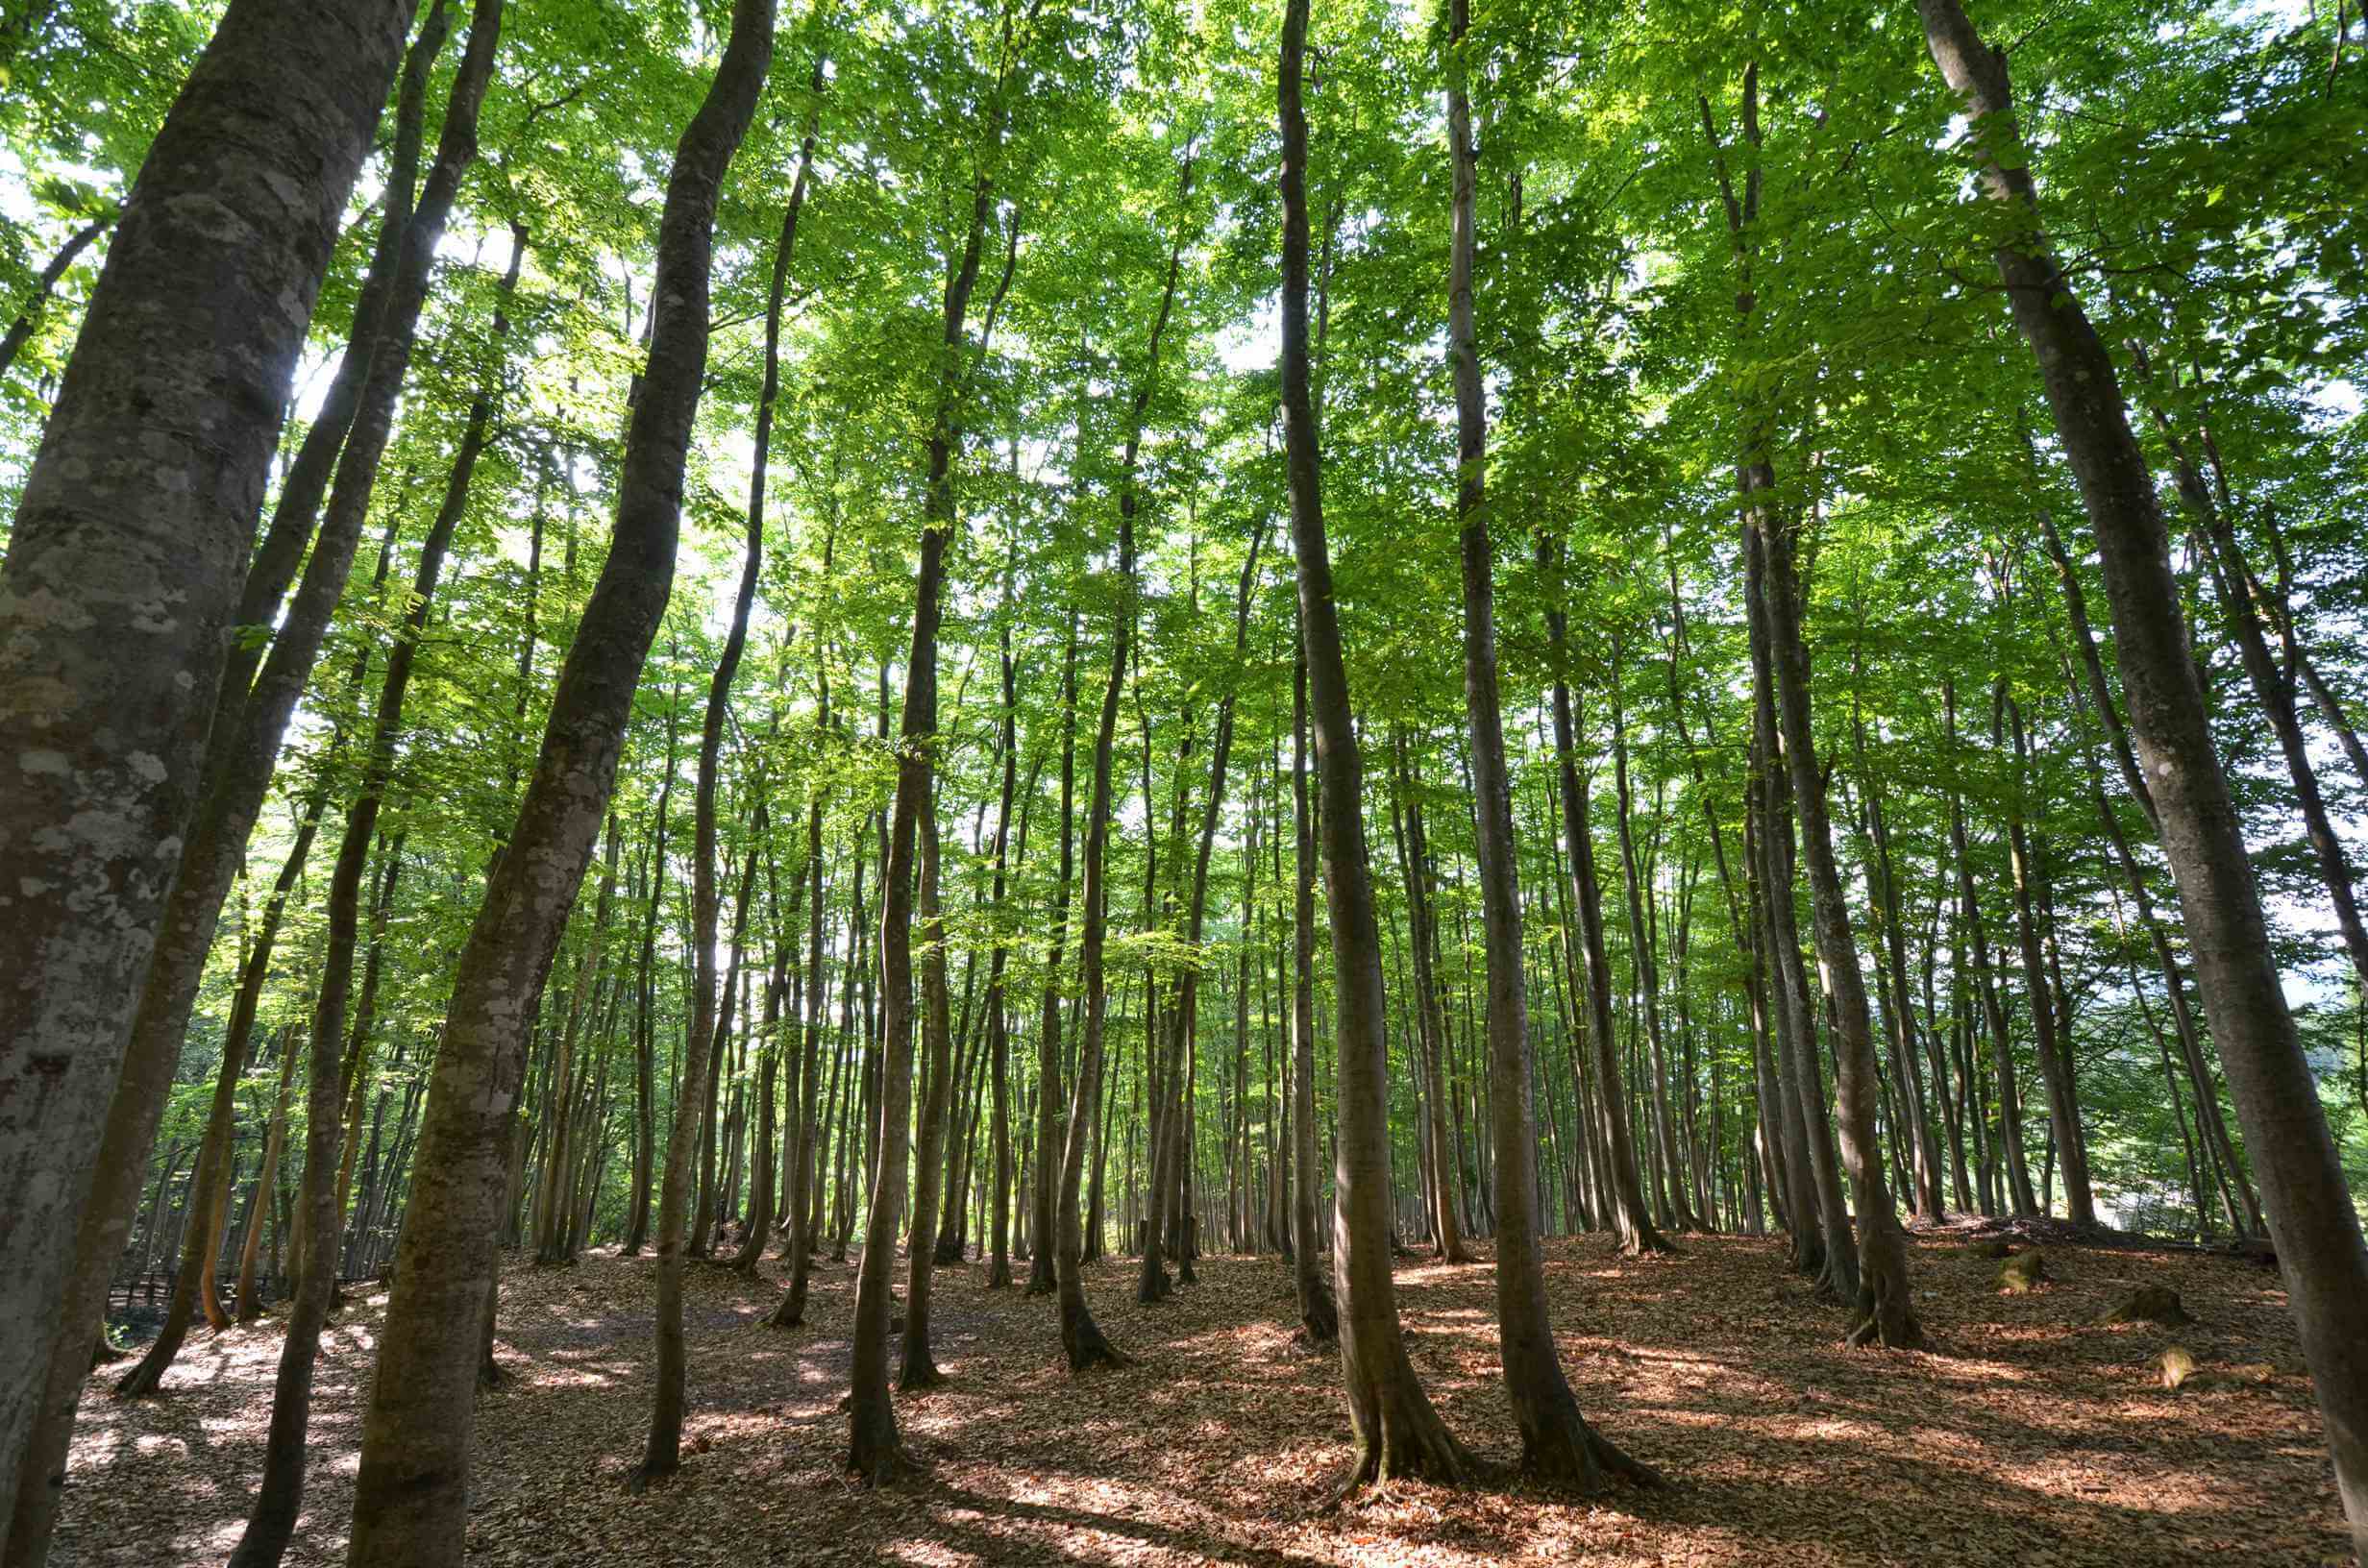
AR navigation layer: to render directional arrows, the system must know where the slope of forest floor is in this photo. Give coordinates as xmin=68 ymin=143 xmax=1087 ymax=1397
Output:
xmin=54 ymin=1230 xmax=2348 ymax=1566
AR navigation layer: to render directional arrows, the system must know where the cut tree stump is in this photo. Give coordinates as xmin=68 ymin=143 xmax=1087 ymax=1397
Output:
xmin=2099 ymin=1285 xmax=2192 ymax=1326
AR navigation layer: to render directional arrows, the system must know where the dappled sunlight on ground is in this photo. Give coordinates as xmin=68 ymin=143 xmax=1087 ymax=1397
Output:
xmin=52 ymin=1230 xmax=2348 ymax=1565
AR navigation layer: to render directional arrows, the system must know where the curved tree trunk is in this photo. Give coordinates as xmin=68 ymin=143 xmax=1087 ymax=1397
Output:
xmin=345 ymin=2 xmax=773 ymax=1551
xmin=232 ymin=214 xmax=523 ymax=1567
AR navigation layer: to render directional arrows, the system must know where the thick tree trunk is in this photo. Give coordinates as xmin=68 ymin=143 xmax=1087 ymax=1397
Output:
xmin=0 ymin=1 xmax=411 ymax=1542
xmin=345 ymin=4 xmax=772 ymax=1552
xmin=1913 ymin=0 xmax=2368 ymax=1544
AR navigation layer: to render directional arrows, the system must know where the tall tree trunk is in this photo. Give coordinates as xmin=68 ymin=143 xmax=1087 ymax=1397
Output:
xmin=640 ymin=81 xmax=795 ymax=1473
xmin=1999 ymin=691 xmax=2094 ymax=1224
xmin=1540 ymin=543 xmax=1669 ymax=1256
xmin=1942 ymin=682 xmax=2037 ymax=1214
xmin=1913 ymin=0 xmax=2368 ymax=1544
xmin=1443 ymin=24 xmax=1659 ymax=1486
xmin=849 ymin=133 xmax=1004 ymax=1484
xmin=624 ymin=690 xmax=683 ymax=1256
xmin=899 ymin=793 xmax=956 ymax=1388
xmin=234 ymin=213 xmax=520 ymax=1568
xmin=1289 ymin=654 xmax=1339 ymax=1341
xmin=1751 ymin=518 xmax=1920 ymax=1347
xmin=346 ymin=3 xmax=773 ymax=1551
xmin=1280 ymin=0 xmax=1473 ymax=1487
xmin=1028 ymin=618 xmax=1081 ymax=1297
xmin=0 ymin=1 xmax=413 ymax=1542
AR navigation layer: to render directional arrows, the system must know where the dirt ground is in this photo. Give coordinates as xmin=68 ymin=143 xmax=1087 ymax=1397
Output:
xmin=52 ymin=1228 xmax=2354 ymax=1566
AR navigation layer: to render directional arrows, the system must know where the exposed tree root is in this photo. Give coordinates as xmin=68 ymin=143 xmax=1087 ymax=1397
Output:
xmin=845 ymin=1437 xmax=927 ymax=1489
xmin=1329 ymin=1378 xmax=1490 ymax=1506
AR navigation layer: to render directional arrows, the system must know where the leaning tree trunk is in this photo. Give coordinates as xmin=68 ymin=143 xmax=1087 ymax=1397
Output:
xmin=64 ymin=0 xmax=492 ymax=1427
xmin=0 ymin=210 xmax=111 ymax=382
xmin=233 ymin=218 xmax=522 ymax=1568
xmin=1443 ymin=17 xmax=1661 ymax=1486
xmin=0 ymin=0 xmax=411 ymax=1539
xmin=345 ymin=4 xmax=773 ymax=1556
xmin=638 ymin=90 xmax=793 ymax=1476
xmin=1912 ymin=0 xmax=2368 ymax=1546
xmin=1280 ymin=0 xmax=1475 ymax=1489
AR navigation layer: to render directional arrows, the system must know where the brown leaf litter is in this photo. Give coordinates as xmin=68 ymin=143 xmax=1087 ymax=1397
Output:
xmin=52 ymin=1230 xmax=2353 ymax=1565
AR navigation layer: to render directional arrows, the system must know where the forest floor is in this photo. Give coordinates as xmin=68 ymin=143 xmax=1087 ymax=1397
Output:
xmin=55 ymin=1227 xmax=2351 ymax=1566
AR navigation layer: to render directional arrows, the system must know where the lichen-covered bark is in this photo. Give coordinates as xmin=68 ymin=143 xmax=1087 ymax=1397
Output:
xmin=0 ymin=0 xmax=410 ymax=1547
xmin=345 ymin=1 xmax=772 ymax=1555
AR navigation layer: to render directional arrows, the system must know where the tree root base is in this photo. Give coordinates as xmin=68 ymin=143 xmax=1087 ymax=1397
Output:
xmin=1620 ymin=1228 xmax=1678 ymax=1258
xmin=623 ymin=1458 xmax=679 ymax=1495
xmin=845 ymin=1441 xmax=928 ymax=1488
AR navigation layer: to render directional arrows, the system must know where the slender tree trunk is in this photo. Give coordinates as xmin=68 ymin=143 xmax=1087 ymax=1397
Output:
xmin=1281 ymin=0 xmax=1473 ymax=1487
xmin=1028 ymin=619 xmax=1080 ymax=1297
xmin=625 ymin=692 xmax=682 ymax=1256
xmin=1751 ymin=516 xmax=1920 ymax=1347
xmin=1443 ymin=30 xmax=1659 ymax=1485
xmin=899 ymin=794 xmax=956 ymax=1388
xmin=234 ymin=211 xmax=520 ymax=1561
xmin=1289 ymin=655 xmax=1339 ymax=1340
xmin=0 ymin=210 xmax=111 ymax=381
xmin=1540 ymin=544 xmax=1669 ymax=1255
xmin=1999 ymin=692 xmax=2094 ymax=1224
